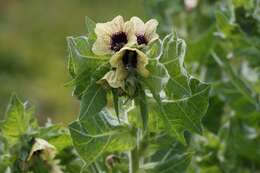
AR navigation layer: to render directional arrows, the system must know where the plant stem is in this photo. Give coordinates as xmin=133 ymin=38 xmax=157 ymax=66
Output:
xmin=91 ymin=162 xmax=100 ymax=173
xmin=123 ymin=100 xmax=143 ymax=173
xmin=129 ymin=127 xmax=144 ymax=173
xmin=129 ymin=146 xmax=139 ymax=173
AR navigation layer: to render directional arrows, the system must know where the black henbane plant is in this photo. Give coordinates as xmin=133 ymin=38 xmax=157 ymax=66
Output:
xmin=67 ymin=16 xmax=210 ymax=173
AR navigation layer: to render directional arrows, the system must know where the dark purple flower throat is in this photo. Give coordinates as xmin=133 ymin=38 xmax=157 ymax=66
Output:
xmin=111 ymin=32 xmax=128 ymax=52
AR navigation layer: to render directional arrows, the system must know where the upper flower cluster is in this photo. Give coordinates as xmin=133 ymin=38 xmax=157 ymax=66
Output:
xmin=92 ymin=16 xmax=159 ymax=96
xmin=92 ymin=16 xmax=158 ymax=55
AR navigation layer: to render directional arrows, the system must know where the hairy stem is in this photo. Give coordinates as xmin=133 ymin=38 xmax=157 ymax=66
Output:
xmin=123 ymin=99 xmax=143 ymax=173
xmin=129 ymin=127 xmax=144 ymax=173
xmin=129 ymin=145 xmax=139 ymax=173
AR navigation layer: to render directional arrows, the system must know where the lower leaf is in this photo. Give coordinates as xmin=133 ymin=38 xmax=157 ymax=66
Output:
xmin=69 ymin=109 xmax=136 ymax=166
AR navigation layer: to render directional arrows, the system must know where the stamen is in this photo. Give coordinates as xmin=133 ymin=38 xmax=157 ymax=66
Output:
xmin=136 ymin=34 xmax=148 ymax=45
xmin=111 ymin=32 xmax=128 ymax=52
xmin=122 ymin=50 xmax=137 ymax=70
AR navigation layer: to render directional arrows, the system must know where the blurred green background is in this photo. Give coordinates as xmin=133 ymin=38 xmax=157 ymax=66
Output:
xmin=0 ymin=0 xmax=145 ymax=124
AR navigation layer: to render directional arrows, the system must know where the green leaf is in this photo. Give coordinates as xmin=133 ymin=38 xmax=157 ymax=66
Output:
xmin=160 ymin=34 xmax=191 ymax=99
xmin=143 ymin=153 xmax=192 ymax=173
xmin=66 ymin=36 xmax=109 ymax=98
xmin=215 ymin=11 xmax=237 ymax=37
xmin=186 ymin=25 xmax=216 ymax=62
xmin=69 ymin=109 xmax=136 ymax=166
xmin=36 ymin=125 xmax=72 ymax=152
xmin=218 ymin=118 xmax=260 ymax=171
xmin=215 ymin=10 xmax=258 ymax=52
xmin=143 ymin=60 xmax=169 ymax=95
xmin=75 ymin=63 xmax=110 ymax=99
xmin=211 ymin=51 xmax=259 ymax=108
xmin=85 ymin=17 xmax=97 ymax=46
xmin=66 ymin=36 xmax=108 ymax=76
xmin=143 ymin=40 xmax=168 ymax=95
xmin=79 ymin=83 xmax=107 ymax=120
xmin=232 ymin=0 xmax=254 ymax=9
xmin=202 ymin=96 xmax=225 ymax=134
xmin=30 ymin=157 xmax=52 ymax=173
xmin=1 ymin=94 xmax=36 ymax=145
xmin=146 ymin=102 xmax=165 ymax=132
xmin=146 ymin=34 xmax=210 ymax=144
xmin=146 ymin=40 xmax=162 ymax=59
xmin=161 ymin=79 xmax=210 ymax=144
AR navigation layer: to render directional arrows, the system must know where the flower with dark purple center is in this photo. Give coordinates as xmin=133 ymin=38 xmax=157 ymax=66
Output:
xmin=98 ymin=47 xmax=149 ymax=91
xmin=131 ymin=17 xmax=159 ymax=46
xmin=95 ymin=16 xmax=160 ymax=93
xmin=92 ymin=16 xmax=136 ymax=55
xmin=110 ymin=47 xmax=149 ymax=81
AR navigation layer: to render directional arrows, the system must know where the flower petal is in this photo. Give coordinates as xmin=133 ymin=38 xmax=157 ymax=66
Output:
xmin=136 ymin=49 xmax=149 ymax=77
xmin=137 ymin=65 xmax=149 ymax=77
xmin=99 ymin=71 xmax=125 ymax=88
xmin=110 ymin=48 xmax=125 ymax=68
xmin=110 ymin=50 xmax=128 ymax=81
xmin=124 ymin=20 xmax=136 ymax=46
xmin=130 ymin=16 xmax=145 ymax=35
xmin=115 ymin=62 xmax=128 ymax=81
xmin=95 ymin=16 xmax=124 ymax=36
xmin=144 ymin=19 xmax=159 ymax=44
xmin=110 ymin=15 xmax=124 ymax=33
xmin=147 ymin=32 xmax=159 ymax=45
xmin=93 ymin=16 xmax=125 ymax=55
xmin=27 ymin=138 xmax=57 ymax=161
xmin=92 ymin=37 xmax=111 ymax=55
xmin=110 ymin=47 xmax=149 ymax=78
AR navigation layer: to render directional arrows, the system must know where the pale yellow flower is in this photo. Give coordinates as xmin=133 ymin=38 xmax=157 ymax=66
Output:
xmin=98 ymin=70 xmax=125 ymax=89
xmin=99 ymin=47 xmax=149 ymax=90
xmin=27 ymin=138 xmax=56 ymax=161
xmin=27 ymin=138 xmax=64 ymax=173
xmin=110 ymin=47 xmax=149 ymax=79
xmin=92 ymin=16 xmax=136 ymax=55
xmin=130 ymin=17 xmax=159 ymax=45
